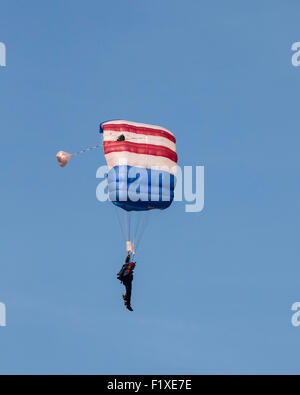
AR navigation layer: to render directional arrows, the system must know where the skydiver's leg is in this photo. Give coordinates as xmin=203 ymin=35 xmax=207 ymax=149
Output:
xmin=125 ymin=280 xmax=132 ymax=306
xmin=122 ymin=281 xmax=127 ymax=305
xmin=122 ymin=277 xmax=133 ymax=311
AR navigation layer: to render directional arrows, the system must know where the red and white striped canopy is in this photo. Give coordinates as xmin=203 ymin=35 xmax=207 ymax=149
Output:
xmin=101 ymin=120 xmax=178 ymax=175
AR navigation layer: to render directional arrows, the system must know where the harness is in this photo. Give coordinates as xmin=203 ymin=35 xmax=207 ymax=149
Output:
xmin=117 ymin=262 xmax=136 ymax=282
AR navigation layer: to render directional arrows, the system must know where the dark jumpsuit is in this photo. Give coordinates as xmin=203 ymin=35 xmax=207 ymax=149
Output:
xmin=122 ymin=270 xmax=133 ymax=306
xmin=118 ymin=256 xmax=134 ymax=308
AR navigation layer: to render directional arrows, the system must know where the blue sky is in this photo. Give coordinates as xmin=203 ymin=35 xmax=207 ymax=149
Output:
xmin=1 ymin=0 xmax=300 ymax=374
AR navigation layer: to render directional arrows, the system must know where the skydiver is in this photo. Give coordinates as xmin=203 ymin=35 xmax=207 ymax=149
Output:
xmin=117 ymin=253 xmax=136 ymax=312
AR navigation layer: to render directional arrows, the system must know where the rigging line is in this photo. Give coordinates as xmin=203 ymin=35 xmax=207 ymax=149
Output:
xmin=72 ymin=144 xmax=102 ymax=157
xmin=133 ymin=213 xmax=143 ymax=248
xmin=113 ymin=206 xmax=126 ymax=242
xmin=135 ymin=215 xmax=149 ymax=252
xmin=132 ymin=214 xmax=137 ymax=247
xmin=125 ymin=212 xmax=131 ymax=242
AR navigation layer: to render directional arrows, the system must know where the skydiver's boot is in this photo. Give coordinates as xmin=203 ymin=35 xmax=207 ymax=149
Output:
xmin=123 ymin=293 xmax=133 ymax=311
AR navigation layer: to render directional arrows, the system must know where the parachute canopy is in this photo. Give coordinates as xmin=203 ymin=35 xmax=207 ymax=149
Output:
xmin=100 ymin=120 xmax=178 ymax=212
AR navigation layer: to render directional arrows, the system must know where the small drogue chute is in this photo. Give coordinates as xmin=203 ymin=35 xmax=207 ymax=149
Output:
xmin=56 ymin=151 xmax=72 ymax=167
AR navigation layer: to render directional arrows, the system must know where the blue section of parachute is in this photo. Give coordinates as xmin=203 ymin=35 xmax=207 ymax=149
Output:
xmin=108 ymin=166 xmax=176 ymax=212
xmin=99 ymin=120 xmax=120 ymax=134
